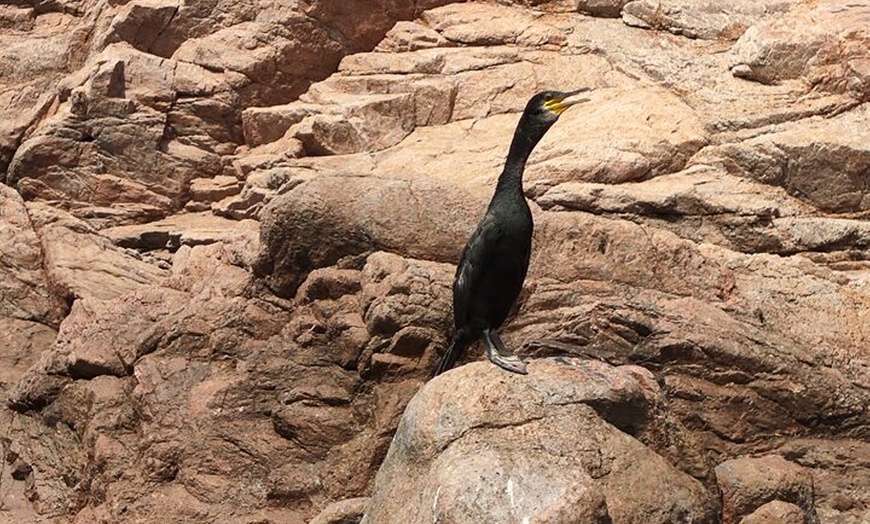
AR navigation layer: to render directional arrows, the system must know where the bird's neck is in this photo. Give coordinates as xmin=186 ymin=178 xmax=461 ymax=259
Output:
xmin=495 ymin=158 xmax=526 ymax=195
xmin=496 ymin=120 xmax=545 ymax=194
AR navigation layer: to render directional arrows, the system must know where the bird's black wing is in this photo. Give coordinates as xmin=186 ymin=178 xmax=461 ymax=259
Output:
xmin=452 ymin=212 xmax=502 ymax=328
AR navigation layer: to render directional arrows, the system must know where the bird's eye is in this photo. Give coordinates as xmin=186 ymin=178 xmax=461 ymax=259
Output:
xmin=543 ymin=93 xmax=553 ymax=101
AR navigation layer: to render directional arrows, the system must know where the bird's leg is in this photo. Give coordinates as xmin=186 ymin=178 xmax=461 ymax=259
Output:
xmin=482 ymin=329 xmax=528 ymax=375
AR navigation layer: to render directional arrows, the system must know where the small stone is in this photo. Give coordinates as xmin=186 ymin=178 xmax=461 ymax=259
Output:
xmin=715 ymin=455 xmax=817 ymax=524
xmin=309 ymin=497 xmax=370 ymax=524
xmin=731 ymin=63 xmax=754 ymax=79
xmin=188 ymin=176 xmax=243 ymax=204
xmin=739 ymin=500 xmax=806 ymax=524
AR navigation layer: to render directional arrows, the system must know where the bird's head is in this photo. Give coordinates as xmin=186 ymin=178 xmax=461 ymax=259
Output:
xmin=524 ymin=88 xmax=593 ymax=124
xmin=510 ymin=89 xmax=594 ymax=152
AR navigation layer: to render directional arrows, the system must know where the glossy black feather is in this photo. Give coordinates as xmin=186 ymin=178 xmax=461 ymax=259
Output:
xmin=434 ymin=90 xmax=580 ymax=376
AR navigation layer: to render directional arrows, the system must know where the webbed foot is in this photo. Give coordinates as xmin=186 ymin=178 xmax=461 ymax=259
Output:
xmin=488 ymin=353 xmax=528 ymax=374
xmin=483 ymin=330 xmax=528 ymax=375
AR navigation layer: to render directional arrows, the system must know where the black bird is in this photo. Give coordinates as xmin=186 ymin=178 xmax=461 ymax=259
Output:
xmin=434 ymin=89 xmax=592 ymax=376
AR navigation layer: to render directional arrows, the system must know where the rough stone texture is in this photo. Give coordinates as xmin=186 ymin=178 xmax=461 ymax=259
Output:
xmin=6 ymin=45 xmax=229 ymax=223
xmin=362 ymin=359 xmax=718 ymax=524
xmin=309 ymin=497 xmax=370 ymax=524
xmin=1 ymin=245 xmax=447 ymax=523
xmin=102 ymin=212 xmax=258 ymax=251
xmin=258 ymin=175 xmax=484 ymax=296
xmin=187 ymin=175 xmax=243 ymax=207
xmin=740 ymin=500 xmax=809 ymax=524
xmin=0 ymin=185 xmax=66 ymax=326
xmin=621 ymin=0 xmax=797 ymax=40
xmin=729 ymin=0 xmax=870 ymax=99
xmin=26 ymin=202 xmax=169 ymax=303
xmin=1 ymin=0 xmax=462 ymax=222
xmin=1 ymin=1 xmax=869 ymax=523
xmin=715 ymin=455 xmax=818 ymax=524
xmin=692 ymin=106 xmax=870 ymax=213
xmin=577 ymin=0 xmax=630 ymax=18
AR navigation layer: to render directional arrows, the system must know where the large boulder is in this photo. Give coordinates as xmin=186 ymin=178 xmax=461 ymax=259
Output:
xmin=362 ymin=358 xmax=719 ymax=523
xmin=258 ymin=175 xmax=484 ymax=296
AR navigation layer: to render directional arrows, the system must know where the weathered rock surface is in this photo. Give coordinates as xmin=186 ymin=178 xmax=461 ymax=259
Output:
xmin=0 ymin=184 xmax=65 ymax=325
xmin=694 ymin=106 xmax=870 ymax=213
xmin=102 ymin=211 xmax=257 ymax=251
xmin=25 ymin=202 xmax=170 ymax=303
xmin=2 ymin=245 xmax=449 ymax=523
xmin=1 ymin=0 xmax=462 ymax=221
xmin=310 ymin=497 xmax=370 ymax=524
xmin=1 ymin=0 xmax=868 ymax=523
xmin=716 ymin=455 xmax=818 ymax=524
xmin=362 ymin=359 xmax=719 ymax=524
xmin=621 ymin=0 xmax=798 ymax=40
xmin=729 ymin=0 xmax=870 ymax=98
xmin=258 ymin=175 xmax=484 ymax=296
xmin=739 ymin=500 xmax=809 ymax=524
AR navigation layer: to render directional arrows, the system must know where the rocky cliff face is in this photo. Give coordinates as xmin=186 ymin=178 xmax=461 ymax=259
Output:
xmin=1 ymin=0 xmax=868 ymax=523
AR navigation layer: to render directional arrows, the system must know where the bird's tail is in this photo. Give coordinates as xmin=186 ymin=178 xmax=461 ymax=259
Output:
xmin=433 ymin=333 xmax=473 ymax=377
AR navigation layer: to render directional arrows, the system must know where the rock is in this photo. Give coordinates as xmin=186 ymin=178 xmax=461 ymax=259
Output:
xmin=299 ymin=0 xmax=457 ymax=52
xmin=376 ymin=21 xmax=453 ymax=52
xmin=421 ymin=3 xmax=567 ymax=47
xmin=525 ymin=210 xmax=869 ymax=437
xmin=533 ymin=164 xmax=870 ymax=257
xmin=271 ymin=402 xmax=360 ymax=457
xmin=0 ymin=392 xmax=82 ymax=519
xmin=102 ymin=212 xmax=257 ymax=252
xmin=362 ymin=359 xmax=718 ymax=523
xmin=290 ymin=93 xmax=417 ymax=156
xmin=715 ymin=455 xmax=818 ymax=524
xmin=529 ymin=85 xmax=709 ymax=185
xmin=5 ymin=1 xmax=470 ymax=223
xmin=167 ymin=1 xmax=459 ymax=108
xmin=2 ymin=1 xmax=869 ymax=523
xmin=536 ymin=165 xmax=807 ymax=219
xmin=693 ymin=106 xmax=870 ymax=213
xmin=170 ymin=17 xmax=341 ymax=107
xmin=0 ymin=185 xmax=66 ymax=325
xmin=0 ymin=9 xmax=79 ymax=174
xmin=257 ymin=175 xmax=484 ymax=296
xmin=25 ymin=203 xmax=169 ymax=302
xmin=7 ymin=45 xmax=229 ymax=217
xmin=0 ymin=5 xmax=35 ymax=31
xmin=242 ymin=104 xmax=312 ymax=148
xmin=577 ymin=0 xmax=630 ymax=18
xmin=62 ymin=289 xmax=190 ymax=378
xmin=0 ymin=317 xmax=56 ymax=388
xmin=187 ymin=176 xmax=243 ymax=205
xmin=260 ymin=71 xmax=457 ymax=155
xmin=621 ymin=0 xmax=795 ymax=40
xmin=5 ymin=240 xmax=419 ymax=523
xmin=729 ymin=0 xmax=870 ymax=98
xmin=782 ymin=437 xmax=870 ymax=523
xmin=95 ymin=0 xmax=183 ymax=57
xmin=359 ymin=252 xmax=454 ymax=341
xmin=310 ymin=497 xmax=370 ymax=524
xmin=739 ymin=500 xmax=808 ymax=524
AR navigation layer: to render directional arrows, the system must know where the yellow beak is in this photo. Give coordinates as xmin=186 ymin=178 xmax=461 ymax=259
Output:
xmin=544 ymin=88 xmax=593 ymax=115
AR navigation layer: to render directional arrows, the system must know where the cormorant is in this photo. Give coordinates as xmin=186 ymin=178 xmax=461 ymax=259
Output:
xmin=434 ymin=89 xmax=592 ymax=376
